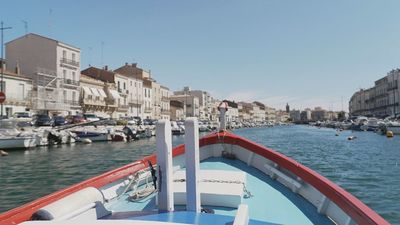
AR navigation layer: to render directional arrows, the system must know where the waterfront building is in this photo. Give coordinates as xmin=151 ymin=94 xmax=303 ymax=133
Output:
xmin=311 ymin=107 xmax=328 ymax=121
xmin=6 ymin=33 xmax=81 ymax=116
xmin=275 ymin=110 xmax=289 ymax=122
xmin=252 ymin=101 xmax=266 ymax=122
xmin=114 ymin=63 xmax=169 ymax=120
xmin=142 ymin=80 xmax=153 ymax=119
xmin=160 ymin=86 xmax=171 ymax=120
xmin=300 ymin=109 xmax=312 ymax=123
xmin=81 ymin=66 xmax=124 ymax=118
xmin=0 ymin=60 xmax=32 ymax=117
xmin=238 ymin=102 xmax=252 ymax=122
xmin=222 ymin=100 xmax=239 ymax=122
xmin=79 ymin=75 xmax=109 ymax=118
xmin=349 ymin=69 xmax=400 ymax=118
xmin=265 ymin=106 xmax=276 ymax=122
xmin=174 ymin=87 xmax=215 ymax=121
xmin=170 ymin=100 xmax=184 ymax=121
xmin=289 ymin=110 xmax=301 ymax=122
xmin=170 ymin=94 xmax=199 ymax=118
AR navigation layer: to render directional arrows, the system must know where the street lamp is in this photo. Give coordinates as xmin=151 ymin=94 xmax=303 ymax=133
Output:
xmin=1 ymin=21 xmax=12 ymax=118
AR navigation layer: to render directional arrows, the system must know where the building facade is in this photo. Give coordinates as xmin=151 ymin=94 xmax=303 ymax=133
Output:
xmin=0 ymin=62 xmax=32 ymax=117
xmin=6 ymin=33 xmax=81 ymax=116
xmin=349 ymin=69 xmax=400 ymax=118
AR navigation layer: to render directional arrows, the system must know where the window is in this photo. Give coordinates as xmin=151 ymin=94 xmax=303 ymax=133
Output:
xmin=20 ymin=84 xmax=25 ymax=99
xmin=72 ymin=53 xmax=76 ymax=62
xmin=63 ymin=50 xmax=67 ymax=59
xmin=63 ymin=90 xmax=67 ymax=100
xmin=72 ymin=72 xmax=76 ymax=81
xmin=72 ymin=92 xmax=76 ymax=103
xmin=63 ymin=70 xmax=67 ymax=80
xmin=118 ymin=81 xmax=120 ymax=90
xmin=123 ymin=82 xmax=126 ymax=89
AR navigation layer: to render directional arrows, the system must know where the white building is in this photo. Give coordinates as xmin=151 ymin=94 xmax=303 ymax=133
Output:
xmin=174 ymin=87 xmax=216 ymax=121
xmin=170 ymin=94 xmax=200 ymax=118
xmin=143 ymin=79 xmax=153 ymax=119
xmin=6 ymin=33 xmax=81 ymax=116
xmin=79 ymin=75 xmax=109 ymax=118
xmin=0 ymin=62 xmax=33 ymax=117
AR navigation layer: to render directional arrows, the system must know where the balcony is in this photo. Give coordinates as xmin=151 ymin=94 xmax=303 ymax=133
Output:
xmin=60 ymin=58 xmax=79 ymax=67
xmin=144 ymin=107 xmax=152 ymax=113
xmin=64 ymin=79 xmax=80 ymax=86
xmin=161 ymin=96 xmax=169 ymax=101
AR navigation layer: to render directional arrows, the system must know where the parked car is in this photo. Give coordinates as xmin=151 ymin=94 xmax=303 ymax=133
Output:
xmin=66 ymin=115 xmax=86 ymax=124
xmin=83 ymin=113 xmax=100 ymax=122
xmin=33 ymin=114 xmax=53 ymax=126
xmin=13 ymin=112 xmax=31 ymax=118
xmin=53 ymin=116 xmax=68 ymax=126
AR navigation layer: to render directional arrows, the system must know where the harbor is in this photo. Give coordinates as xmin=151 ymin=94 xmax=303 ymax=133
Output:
xmin=0 ymin=125 xmax=399 ymax=224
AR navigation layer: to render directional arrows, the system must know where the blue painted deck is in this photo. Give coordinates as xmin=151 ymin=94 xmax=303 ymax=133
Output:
xmin=104 ymin=157 xmax=334 ymax=225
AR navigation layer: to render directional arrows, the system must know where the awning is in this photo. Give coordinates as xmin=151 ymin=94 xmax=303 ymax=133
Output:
xmin=98 ymin=88 xmax=107 ymax=98
xmin=109 ymin=90 xmax=120 ymax=99
xmin=82 ymin=86 xmax=92 ymax=96
xmin=90 ymin=87 xmax=100 ymax=97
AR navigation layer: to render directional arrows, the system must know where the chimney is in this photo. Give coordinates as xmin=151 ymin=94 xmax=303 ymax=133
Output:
xmin=125 ymin=62 xmax=128 ymax=66
xmin=132 ymin=63 xmax=137 ymax=67
xmin=104 ymin=65 xmax=108 ymax=71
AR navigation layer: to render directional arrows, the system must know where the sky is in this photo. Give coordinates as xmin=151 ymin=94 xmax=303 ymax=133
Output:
xmin=2 ymin=0 xmax=400 ymax=111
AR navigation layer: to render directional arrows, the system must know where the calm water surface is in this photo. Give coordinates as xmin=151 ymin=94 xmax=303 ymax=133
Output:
xmin=0 ymin=125 xmax=399 ymax=224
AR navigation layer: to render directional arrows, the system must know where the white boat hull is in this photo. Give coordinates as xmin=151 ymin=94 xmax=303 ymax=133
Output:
xmin=0 ymin=136 xmax=36 ymax=149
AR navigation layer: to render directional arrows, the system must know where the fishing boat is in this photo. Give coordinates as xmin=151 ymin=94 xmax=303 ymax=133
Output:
xmin=0 ymin=105 xmax=389 ymax=225
xmin=0 ymin=120 xmax=36 ymax=149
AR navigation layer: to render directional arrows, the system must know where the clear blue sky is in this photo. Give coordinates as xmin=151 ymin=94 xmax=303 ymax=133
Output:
xmin=2 ymin=0 xmax=400 ymax=111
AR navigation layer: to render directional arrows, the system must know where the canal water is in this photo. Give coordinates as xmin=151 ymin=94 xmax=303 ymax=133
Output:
xmin=0 ymin=125 xmax=399 ymax=224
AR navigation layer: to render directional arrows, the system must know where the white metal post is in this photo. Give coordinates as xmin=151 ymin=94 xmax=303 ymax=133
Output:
xmin=219 ymin=102 xmax=228 ymax=131
xmin=185 ymin=117 xmax=201 ymax=212
xmin=156 ymin=119 xmax=174 ymax=212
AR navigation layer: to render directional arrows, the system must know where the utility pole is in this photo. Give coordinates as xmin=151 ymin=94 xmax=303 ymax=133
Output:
xmin=1 ymin=21 xmax=12 ymax=118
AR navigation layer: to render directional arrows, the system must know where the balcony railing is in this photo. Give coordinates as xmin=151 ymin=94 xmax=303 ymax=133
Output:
xmin=144 ymin=107 xmax=152 ymax=113
xmin=64 ymin=79 xmax=80 ymax=86
xmin=118 ymin=104 xmax=129 ymax=109
xmin=60 ymin=58 xmax=79 ymax=67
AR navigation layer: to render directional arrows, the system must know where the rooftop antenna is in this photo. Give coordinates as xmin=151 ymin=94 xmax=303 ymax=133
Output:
xmin=88 ymin=46 xmax=92 ymax=67
xmin=48 ymin=8 xmax=53 ymax=36
xmin=21 ymin=20 xmax=28 ymax=35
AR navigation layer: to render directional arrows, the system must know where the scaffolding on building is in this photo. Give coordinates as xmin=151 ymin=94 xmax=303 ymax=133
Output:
xmin=31 ymin=67 xmax=66 ymax=113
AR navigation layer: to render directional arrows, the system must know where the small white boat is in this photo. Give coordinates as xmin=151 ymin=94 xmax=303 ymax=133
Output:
xmin=0 ymin=120 xmax=36 ymax=149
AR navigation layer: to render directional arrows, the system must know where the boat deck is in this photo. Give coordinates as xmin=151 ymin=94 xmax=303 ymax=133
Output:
xmin=104 ymin=157 xmax=333 ymax=225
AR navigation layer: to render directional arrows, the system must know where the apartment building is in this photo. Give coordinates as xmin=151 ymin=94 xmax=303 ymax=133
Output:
xmin=6 ymin=33 xmax=81 ymax=116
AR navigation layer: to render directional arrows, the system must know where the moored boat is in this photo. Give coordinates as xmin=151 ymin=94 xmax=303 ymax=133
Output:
xmin=0 ymin=120 xmax=36 ymax=150
xmin=0 ymin=106 xmax=389 ymax=225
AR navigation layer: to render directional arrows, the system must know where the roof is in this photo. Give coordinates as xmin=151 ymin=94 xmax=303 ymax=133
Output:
xmin=253 ymin=101 xmax=266 ymax=110
xmin=6 ymin=33 xmax=80 ymax=50
xmin=81 ymin=67 xmax=116 ymax=83
xmin=223 ymin=100 xmax=238 ymax=108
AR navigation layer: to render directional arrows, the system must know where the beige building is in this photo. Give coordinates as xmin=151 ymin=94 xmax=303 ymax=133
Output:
xmin=174 ymin=87 xmax=215 ymax=121
xmin=349 ymin=69 xmax=400 ymax=117
xmin=170 ymin=94 xmax=199 ymax=118
xmin=79 ymin=75 xmax=109 ymax=118
xmin=170 ymin=100 xmax=184 ymax=121
xmin=265 ymin=106 xmax=276 ymax=122
xmin=6 ymin=33 xmax=81 ymax=116
xmin=160 ymin=86 xmax=170 ymax=120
